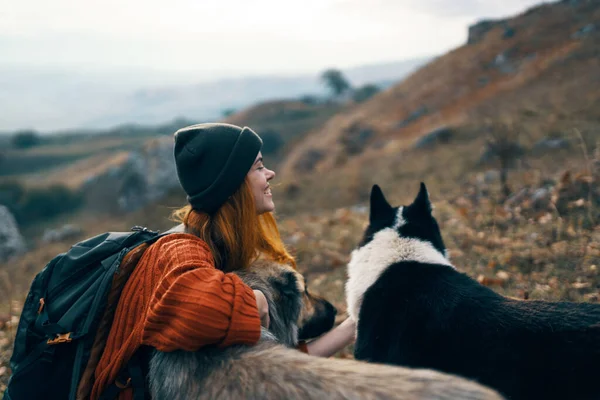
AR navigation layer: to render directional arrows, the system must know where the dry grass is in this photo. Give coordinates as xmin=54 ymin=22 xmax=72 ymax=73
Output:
xmin=7 ymin=137 xmax=141 ymax=157
xmin=33 ymin=151 xmax=132 ymax=189
xmin=2 ymin=136 xmax=597 ymax=389
xmin=1 ymin=135 xmax=155 ymax=187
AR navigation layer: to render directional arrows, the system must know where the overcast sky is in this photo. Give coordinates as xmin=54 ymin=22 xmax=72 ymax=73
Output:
xmin=1 ymin=0 xmax=545 ymax=78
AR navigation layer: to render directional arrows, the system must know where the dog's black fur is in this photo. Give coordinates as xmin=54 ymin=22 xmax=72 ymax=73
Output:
xmin=351 ymin=184 xmax=600 ymax=400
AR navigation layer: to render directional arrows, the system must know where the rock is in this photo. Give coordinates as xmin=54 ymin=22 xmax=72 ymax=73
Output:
xmin=530 ymin=188 xmax=551 ymax=210
xmin=503 ymin=27 xmax=516 ymax=39
xmin=350 ymin=205 xmax=368 ymax=214
xmin=494 ymin=52 xmax=507 ymax=66
xmin=294 ymin=149 xmax=326 ymax=173
xmin=533 ymin=138 xmax=571 ymax=153
xmin=493 ymin=51 xmax=516 ymax=74
xmin=413 ymin=127 xmax=454 ymax=149
xmin=41 ymin=224 xmax=82 ymax=244
xmin=338 ymin=122 xmax=375 ymax=155
xmin=83 ymin=137 xmax=180 ymax=213
xmin=504 ymin=188 xmax=529 ymax=208
xmin=478 ymin=76 xmax=490 ymax=87
xmin=0 ymin=205 xmax=26 ymax=262
xmin=139 ymin=137 xmax=180 ymax=203
xmin=396 ymin=106 xmax=428 ymax=129
xmin=484 ymin=170 xmax=501 ymax=184
xmin=467 ymin=19 xmax=506 ymax=44
xmin=572 ymin=23 xmax=596 ymax=39
xmin=496 ymin=270 xmax=510 ymax=281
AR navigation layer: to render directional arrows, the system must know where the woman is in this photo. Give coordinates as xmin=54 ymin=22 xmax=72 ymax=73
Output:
xmin=91 ymin=123 xmax=356 ymax=399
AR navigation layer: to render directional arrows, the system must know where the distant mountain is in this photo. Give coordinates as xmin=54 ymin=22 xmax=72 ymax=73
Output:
xmin=0 ymin=57 xmax=431 ymax=133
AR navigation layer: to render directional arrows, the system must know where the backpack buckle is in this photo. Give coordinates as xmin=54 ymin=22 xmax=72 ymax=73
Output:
xmin=37 ymin=298 xmax=45 ymax=314
xmin=115 ymin=377 xmax=132 ymax=389
xmin=47 ymin=332 xmax=73 ymax=345
xmin=131 ymin=226 xmax=159 ymax=234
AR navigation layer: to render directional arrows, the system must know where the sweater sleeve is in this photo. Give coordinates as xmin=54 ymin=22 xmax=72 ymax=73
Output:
xmin=141 ymin=236 xmax=261 ymax=352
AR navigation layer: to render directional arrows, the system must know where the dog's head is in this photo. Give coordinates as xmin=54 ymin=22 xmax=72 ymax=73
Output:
xmin=237 ymin=259 xmax=337 ymax=347
xmin=359 ymin=182 xmax=446 ymax=256
xmin=346 ymin=183 xmax=453 ymax=321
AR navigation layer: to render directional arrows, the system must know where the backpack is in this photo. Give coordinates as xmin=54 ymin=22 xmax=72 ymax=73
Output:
xmin=4 ymin=226 xmax=171 ymax=400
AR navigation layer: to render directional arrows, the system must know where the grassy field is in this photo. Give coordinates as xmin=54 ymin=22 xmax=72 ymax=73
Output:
xmin=0 ymin=135 xmax=161 ymax=183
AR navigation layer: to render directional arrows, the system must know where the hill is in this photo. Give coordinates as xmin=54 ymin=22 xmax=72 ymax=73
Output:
xmin=277 ymin=0 xmax=600 ymax=213
xmin=0 ymin=98 xmax=345 ymax=231
xmin=224 ymin=100 xmax=343 ymax=164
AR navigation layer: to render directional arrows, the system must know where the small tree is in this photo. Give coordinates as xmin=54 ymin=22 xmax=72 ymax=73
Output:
xmin=320 ymin=69 xmax=351 ymax=99
xmin=11 ymin=130 xmax=41 ymax=149
xmin=260 ymin=130 xmax=284 ymax=155
xmin=352 ymin=84 xmax=380 ymax=103
xmin=482 ymin=120 xmax=526 ymax=200
xmin=222 ymin=108 xmax=236 ymax=118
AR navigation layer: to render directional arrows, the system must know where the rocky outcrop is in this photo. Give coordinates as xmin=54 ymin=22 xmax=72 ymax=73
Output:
xmin=468 ymin=19 xmax=506 ymax=44
xmin=338 ymin=122 xmax=375 ymax=155
xmin=467 ymin=17 xmax=518 ymax=45
xmin=532 ymin=138 xmax=571 ymax=153
xmin=0 ymin=205 xmax=25 ymax=262
xmin=294 ymin=149 xmax=326 ymax=173
xmin=83 ymin=136 xmax=180 ymax=213
xmin=413 ymin=127 xmax=454 ymax=149
xmin=118 ymin=137 xmax=179 ymax=211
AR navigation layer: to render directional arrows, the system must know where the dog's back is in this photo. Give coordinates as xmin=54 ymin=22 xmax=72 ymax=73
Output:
xmin=355 ymin=260 xmax=600 ymax=400
xmin=149 ymin=332 xmax=503 ymax=400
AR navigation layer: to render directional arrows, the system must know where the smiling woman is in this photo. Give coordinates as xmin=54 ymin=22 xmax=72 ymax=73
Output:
xmin=247 ymin=153 xmax=276 ymax=214
xmin=85 ymin=122 xmax=356 ymax=400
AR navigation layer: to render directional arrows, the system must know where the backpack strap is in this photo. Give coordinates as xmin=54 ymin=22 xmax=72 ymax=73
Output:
xmin=99 ymin=353 xmax=145 ymax=400
xmin=128 ymin=352 xmax=146 ymax=400
xmin=79 ymin=227 xmax=174 ymax=400
xmin=76 ymin=242 xmax=151 ymax=399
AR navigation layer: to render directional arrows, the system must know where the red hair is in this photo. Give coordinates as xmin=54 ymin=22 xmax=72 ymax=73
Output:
xmin=171 ymin=179 xmax=295 ymax=272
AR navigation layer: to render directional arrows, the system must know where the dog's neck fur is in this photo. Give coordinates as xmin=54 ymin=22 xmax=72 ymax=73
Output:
xmin=260 ymin=327 xmax=279 ymax=343
xmin=346 ymin=226 xmax=454 ymax=322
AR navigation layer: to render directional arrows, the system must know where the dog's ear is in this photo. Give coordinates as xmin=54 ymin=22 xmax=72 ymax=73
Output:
xmin=409 ymin=182 xmax=432 ymax=214
xmin=370 ymin=184 xmax=393 ymax=222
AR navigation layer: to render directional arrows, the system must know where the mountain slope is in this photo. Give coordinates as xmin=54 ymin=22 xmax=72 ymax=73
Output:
xmin=279 ymin=0 xmax=600 ymax=183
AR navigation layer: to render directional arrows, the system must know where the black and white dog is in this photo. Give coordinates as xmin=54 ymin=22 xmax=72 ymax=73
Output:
xmin=346 ymin=183 xmax=600 ymax=400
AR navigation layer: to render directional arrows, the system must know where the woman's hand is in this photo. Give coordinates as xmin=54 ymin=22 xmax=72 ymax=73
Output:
xmin=253 ymin=290 xmax=270 ymax=328
xmin=305 ymin=317 xmax=356 ymax=358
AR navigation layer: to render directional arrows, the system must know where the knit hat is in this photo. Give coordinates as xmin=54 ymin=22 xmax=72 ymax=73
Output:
xmin=173 ymin=123 xmax=263 ymax=213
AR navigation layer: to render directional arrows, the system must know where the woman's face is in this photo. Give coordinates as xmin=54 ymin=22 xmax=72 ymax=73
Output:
xmin=247 ymin=152 xmax=276 ymax=214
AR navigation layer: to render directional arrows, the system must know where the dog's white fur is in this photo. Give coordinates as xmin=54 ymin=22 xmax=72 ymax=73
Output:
xmin=346 ymin=210 xmax=454 ymax=322
xmin=392 ymin=207 xmax=406 ymax=229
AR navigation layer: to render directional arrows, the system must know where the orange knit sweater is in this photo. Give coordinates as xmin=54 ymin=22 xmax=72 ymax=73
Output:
xmin=91 ymin=233 xmax=262 ymax=400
